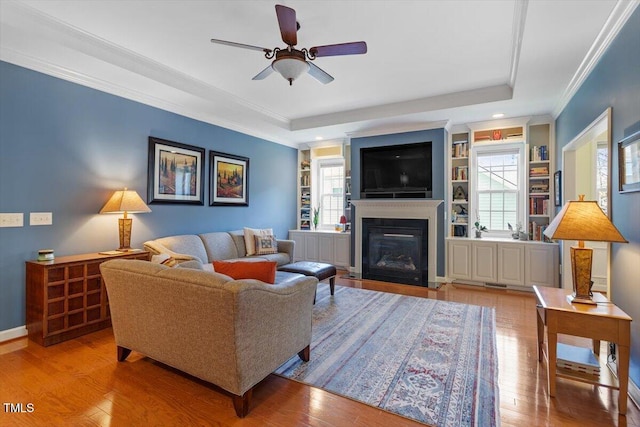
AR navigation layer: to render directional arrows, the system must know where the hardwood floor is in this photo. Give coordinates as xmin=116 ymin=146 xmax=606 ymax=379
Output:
xmin=2 ymin=275 xmax=638 ymax=426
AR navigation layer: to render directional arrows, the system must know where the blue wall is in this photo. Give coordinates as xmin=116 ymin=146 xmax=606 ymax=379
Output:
xmin=556 ymin=8 xmax=640 ymax=388
xmin=350 ymin=129 xmax=447 ymax=277
xmin=0 ymin=61 xmax=298 ymax=332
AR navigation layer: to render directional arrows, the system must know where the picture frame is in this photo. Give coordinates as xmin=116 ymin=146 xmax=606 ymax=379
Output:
xmin=147 ymin=137 xmax=205 ymax=205
xmin=209 ymin=151 xmax=249 ymax=206
xmin=618 ymin=130 xmax=640 ymax=193
xmin=554 ymin=170 xmax=562 ymax=206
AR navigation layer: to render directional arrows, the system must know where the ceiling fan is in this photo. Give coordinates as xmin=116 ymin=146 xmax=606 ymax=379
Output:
xmin=210 ymin=4 xmax=367 ymax=86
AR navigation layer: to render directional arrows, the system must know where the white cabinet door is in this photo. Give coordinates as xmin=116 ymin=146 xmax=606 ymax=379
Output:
xmin=304 ymin=234 xmax=319 ymax=261
xmin=447 ymin=240 xmax=472 ymax=280
xmin=525 ymin=244 xmax=559 ymax=287
xmin=288 ymin=231 xmax=305 ymax=261
xmin=318 ymin=235 xmax=334 ymax=264
xmin=497 ymin=243 xmax=525 ymax=285
xmin=334 ymin=234 xmax=351 ymax=268
xmin=472 ymin=242 xmax=497 ymax=282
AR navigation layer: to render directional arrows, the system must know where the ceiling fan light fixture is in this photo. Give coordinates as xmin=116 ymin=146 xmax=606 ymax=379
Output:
xmin=272 ymin=56 xmax=309 ymax=85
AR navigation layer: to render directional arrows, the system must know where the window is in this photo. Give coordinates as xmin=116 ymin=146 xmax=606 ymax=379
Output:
xmin=471 ymin=144 xmax=525 ymax=233
xmin=596 ymin=142 xmax=608 ymax=215
xmin=316 ymin=159 xmax=344 ymax=228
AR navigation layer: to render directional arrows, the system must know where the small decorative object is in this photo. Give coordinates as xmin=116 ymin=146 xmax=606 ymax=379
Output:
xmin=618 ymin=130 xmax=640 ymax=193
xmin=453 ymin=185 xmax=467 ymax=201
xmin=543 ymin=195 xmax=628 ymax=304
xmin=313 ymin=207 xmax=320 ymax=230
xmin=400 ymin=172 xmax=409 ymax=187
xmin=451 ymin=210 xmax=457 ymax=223
xmin=37 ymin=249 xmax=54 ymax=262
xmin=210 ymin=151 xmax=250 ymax=206
xmin=300 ymin=159 xmax=310 ymax=170
xmin=100 ymin=188 xmax=151 ymax=251
xmin=339 ymin=215 xmax=348 ymax=232
xmin=148 ymin=136 xmax=205 ymax=205
xmin=492 ymin=129 xmax=502 ymax=140
xmin=508 ymin=222 xmax=523 ymax=239
xmin=473 ymin=216 xmax=488 ymax=238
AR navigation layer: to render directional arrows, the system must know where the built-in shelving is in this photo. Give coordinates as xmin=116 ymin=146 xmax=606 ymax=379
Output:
xmin=528 ymin=123 xmax=553 ymax=241
xmin=298 ymin=149 xmax=311 ymax=230
xmin=449 ymin=132 xmax=470 ymax=237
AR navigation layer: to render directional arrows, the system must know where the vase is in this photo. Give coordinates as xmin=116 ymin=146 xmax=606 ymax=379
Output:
xmin=475 ymin=230 xmax=482 ymax=238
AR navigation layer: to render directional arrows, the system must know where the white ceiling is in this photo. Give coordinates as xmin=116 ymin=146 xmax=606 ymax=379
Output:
xmin=1 ymin=1 xmax=637 ymax=147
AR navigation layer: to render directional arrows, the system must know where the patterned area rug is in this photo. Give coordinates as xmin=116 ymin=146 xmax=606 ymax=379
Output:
xmin=275 ymin=286 xmax=499 ymax=426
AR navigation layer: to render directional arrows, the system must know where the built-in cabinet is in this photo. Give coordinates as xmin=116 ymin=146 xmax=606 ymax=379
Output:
xmin=446 ymin=237 xmax=558 ymax=288
xmin=447 ymin=118 xmax=555 ymax=240
xmin=289 ymin=230 xmax=350 ymax=269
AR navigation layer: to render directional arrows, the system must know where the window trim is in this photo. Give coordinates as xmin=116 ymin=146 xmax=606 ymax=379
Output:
xmin=470 ymin=142 xmax=526 ymax=237
xmin=313 ymin=157 xmax=345 ymax=230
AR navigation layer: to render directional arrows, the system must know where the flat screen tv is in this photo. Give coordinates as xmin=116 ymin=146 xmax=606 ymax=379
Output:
xmin=360 ymin=141 xmax=432 ymax=198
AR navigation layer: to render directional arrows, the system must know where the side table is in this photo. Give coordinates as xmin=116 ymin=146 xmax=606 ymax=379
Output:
xmin=534 ymin=285 xmax=632 ymax=414
xmin=26 ymin=250 xmax=150 ymax=346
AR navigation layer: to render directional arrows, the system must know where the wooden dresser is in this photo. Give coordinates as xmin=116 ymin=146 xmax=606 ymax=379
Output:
xmin=26 ymin=251 xmax=150 ymax=346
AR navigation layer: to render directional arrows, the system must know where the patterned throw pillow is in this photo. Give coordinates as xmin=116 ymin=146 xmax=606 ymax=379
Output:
xmin=243 ymin=227 xmax=273 ymax=256
xmin=254 ymin=234 xmax=278 ymax=255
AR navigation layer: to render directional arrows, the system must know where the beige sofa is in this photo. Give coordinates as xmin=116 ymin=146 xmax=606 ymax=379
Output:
xmin=144 ymin=229 xmax=294 ymax=266
xmin=100 ymin=259 xmax=317 ymax=417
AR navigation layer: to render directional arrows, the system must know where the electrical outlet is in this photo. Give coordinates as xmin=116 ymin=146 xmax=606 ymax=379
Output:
xmin=0 ymin=213 xmax=24 ymax=227
xmin=30 ymin=212 xmax=53 ymax=226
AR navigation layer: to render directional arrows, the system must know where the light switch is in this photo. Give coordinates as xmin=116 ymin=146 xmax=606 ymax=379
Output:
xmin=0 ymin=213 xmax=24 ymax=227
xmin=30 ymin=212 xmax=53 ymax=226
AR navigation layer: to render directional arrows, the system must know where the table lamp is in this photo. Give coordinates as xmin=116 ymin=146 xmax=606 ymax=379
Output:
xmin=100 ymin=188 xmax=151 ymax=251
xmin=543 ymin=195 xmax=627 ymax=304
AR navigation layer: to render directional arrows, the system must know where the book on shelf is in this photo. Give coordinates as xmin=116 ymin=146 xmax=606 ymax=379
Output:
xmin=452 ymin=142 xmax=468 ymax=158
xmin=529 ymin=221 xmax=549 ymax=241
xmin=530 ymin=145 xmax=548 ymax=162
xmin=529 ymin=166 xmax=549 ymax=176
xmin=451 ymin=166 xmax=468 ymax=180
xmin=529 ymin=196 xmax=549 ymax=216
xmin=556 ymin=343 xmax=600 ymax=375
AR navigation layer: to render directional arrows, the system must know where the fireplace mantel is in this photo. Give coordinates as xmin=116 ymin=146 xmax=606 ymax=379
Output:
xmin=351 ymin=199 xmax=443 ymax=283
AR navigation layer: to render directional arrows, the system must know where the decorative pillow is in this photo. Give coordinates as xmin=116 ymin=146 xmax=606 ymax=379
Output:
xmin=151 ymin=253 xmax=178 ymax=267
xmin=254 ymin=234 xmax=278 ymax=255
xmin=243 ymin=227 xmax=273 ymax=256
xmin=212 ymin=260 xmax=277 ymax=284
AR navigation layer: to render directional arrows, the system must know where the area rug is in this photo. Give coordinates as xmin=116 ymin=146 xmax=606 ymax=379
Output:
xmin=275 ymin=286 xmax=499 ymax=426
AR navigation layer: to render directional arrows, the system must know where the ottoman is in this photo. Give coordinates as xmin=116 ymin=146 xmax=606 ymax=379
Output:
xmin=278 ymin=261 xmax=337 ymax=295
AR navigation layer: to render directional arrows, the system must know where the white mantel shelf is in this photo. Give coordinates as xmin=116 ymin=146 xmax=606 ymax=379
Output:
xmin=351 ymin=199 xmax=443 ymax=283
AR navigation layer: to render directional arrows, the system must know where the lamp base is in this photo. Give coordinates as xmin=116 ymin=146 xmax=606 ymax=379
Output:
xmin=566 ymin=293 xmax=597 ymax=305
xmin=117 ymin=217 xmax=133 ymax=252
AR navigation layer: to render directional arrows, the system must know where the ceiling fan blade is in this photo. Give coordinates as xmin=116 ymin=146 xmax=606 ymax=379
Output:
xmin=307 ymin=62 xmax=334 ymax=84
xmin=275 ymin=4 xmax=297 ymax=46
xmin=252 ymin=65 xmax=274 ymax=80
xmin=210 ymin=38 xmax=272 ymax=53
xmin=310 ymin=41 xmax=367 ymax=57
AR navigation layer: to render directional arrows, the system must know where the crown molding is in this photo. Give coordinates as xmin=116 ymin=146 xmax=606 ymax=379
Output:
xmin=345 ymin=120 xmax=450 ymax=139
xmin=552 ymin=0 xmax=639 ymax=118
xmin=509 ymin=0 xmax=529 ymax=88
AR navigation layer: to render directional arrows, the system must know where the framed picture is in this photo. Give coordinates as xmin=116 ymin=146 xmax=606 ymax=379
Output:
xmin=554 ymin=170 xmax=562 ymax=206
xmin=209 ymin=151 xmax=249 ymax=206
xmin=147 ymin=137 xmax=205 ymax=205
xmin=618 ymin=130 xmax=640 ymax=193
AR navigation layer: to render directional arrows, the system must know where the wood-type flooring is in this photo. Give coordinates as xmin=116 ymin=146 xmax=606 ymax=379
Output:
xmin=1 ymin=275 xmax=638 ymax=426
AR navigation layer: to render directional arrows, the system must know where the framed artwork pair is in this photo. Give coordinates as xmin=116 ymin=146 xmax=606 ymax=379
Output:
xmin=147 ymin=136 xmax=249 ymax=206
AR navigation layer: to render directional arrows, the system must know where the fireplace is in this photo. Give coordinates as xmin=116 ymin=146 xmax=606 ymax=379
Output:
xmin=351 ymin=199 xmax=442 ymax=284
xmin=362 ymin=218 xmax=427 ymax=285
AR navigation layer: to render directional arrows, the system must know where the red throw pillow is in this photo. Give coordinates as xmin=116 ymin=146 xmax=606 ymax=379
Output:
xmin=212 ymin=260 xmax=277 ymax=284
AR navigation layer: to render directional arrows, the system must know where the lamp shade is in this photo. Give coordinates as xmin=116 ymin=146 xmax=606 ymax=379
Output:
xmin=272 ymin=57 xmax=309 ymax=84
xmin=543 ymin=196 xmax=627 ymax=243
xmin=100 ymin=188 xmax=151 ymax=214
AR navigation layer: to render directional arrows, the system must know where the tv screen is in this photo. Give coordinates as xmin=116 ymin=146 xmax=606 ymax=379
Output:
xmin=360 ymin=142 xmax=432 ymax=196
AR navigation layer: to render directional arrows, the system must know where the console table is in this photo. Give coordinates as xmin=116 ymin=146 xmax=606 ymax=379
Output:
xmin=534 ymin=285 xmax=632 ymax=414
xmin=26 ymin=250 xmax=150 ymax=346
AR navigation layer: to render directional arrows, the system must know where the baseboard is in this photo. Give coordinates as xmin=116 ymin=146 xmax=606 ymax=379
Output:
xmin=0 ymin=326 xmax=28 ymax=343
